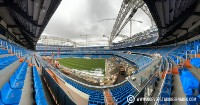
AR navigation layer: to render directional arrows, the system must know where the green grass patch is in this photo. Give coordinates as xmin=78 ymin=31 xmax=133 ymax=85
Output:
xmin=58 ymin=58 xmax=105 ymax=71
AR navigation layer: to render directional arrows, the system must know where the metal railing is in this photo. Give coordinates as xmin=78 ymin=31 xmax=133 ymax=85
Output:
xmin=154 ymin=57 xmax=170 ymax=105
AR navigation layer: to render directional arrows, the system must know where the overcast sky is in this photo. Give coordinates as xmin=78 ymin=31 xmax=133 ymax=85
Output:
xmin=42 ymin=0 xmax=151 ymax=43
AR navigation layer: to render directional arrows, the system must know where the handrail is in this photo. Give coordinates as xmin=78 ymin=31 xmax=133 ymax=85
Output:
xmin=0 ymin=41 xmax=2 ymax=47
xmin=13 ymin=47 xmax=15 ymax=54
xmin=190 ymin=50 xmax=196 ymax=58
xmin=9 ymin=45 xmax=12 ymax=54
xmin=186 ymin=50 xmax=197 ymax=60
xmin=176 ymin=56 xmax=183 ymax=65
xmin=18 ymin=50 xmax=21 ymax=57
xmin=197 ymin=44 xmax=200 ymax=54
xmin=3 ymin=41 xmax=7 ymax=49
xmin=154 ymin=58 xmax=170 ymax=105
xmin=186 ymin=50 xmax=188 ymax=60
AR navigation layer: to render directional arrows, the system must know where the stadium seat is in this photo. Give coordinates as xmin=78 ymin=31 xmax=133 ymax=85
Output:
xmin=110 ymin=82 xmax=138 ymax=104
xmin=0 ymin=99 xmax=3 ymax=105
xmin=33 ymin=67 xmax=43 ymax=89
xmin=9 ymin=74 xmax=24 ymax=89
xmin=190 ymin=58 xmax=200 ymax=68
xmin=36 ymin=98 xmax=48 ymax=105
xmin=35 ymin=89 xmax=45 ymax=100
xmin=0 ymin=82 xmax=22 ymax=104
xmin=32 ymin=66 xmax=49 ymax=105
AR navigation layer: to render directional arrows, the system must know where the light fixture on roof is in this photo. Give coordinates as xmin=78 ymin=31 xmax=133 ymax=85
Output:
xmin=41 ymin=7 xmax=46 ymax=13
xmin=35 ymin=0 xmax=40 ymax=6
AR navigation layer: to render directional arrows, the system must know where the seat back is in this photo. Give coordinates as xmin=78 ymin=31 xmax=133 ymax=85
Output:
xmin=0 ymin=82 xmax=10 ymax=98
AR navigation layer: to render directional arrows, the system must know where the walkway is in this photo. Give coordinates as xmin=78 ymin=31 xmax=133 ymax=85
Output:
xmin=104 ymin=89 xmax=115 ymax=105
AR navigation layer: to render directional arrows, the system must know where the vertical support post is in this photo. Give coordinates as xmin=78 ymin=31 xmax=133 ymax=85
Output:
xmin=190 ymin=50 xmax=196 ymax=58
xmin=13 ymin=47 xmax=15 ymax=54
xmin=9 ymin=45 xmax=12 ymax=54
xmin=176 ymin=56 xmax=179 ymax=65
xmin=197 ymin=45 xmax=200 ymax=54
xmin=3 ymin=41 xmax=8 ymax=49
xmin=0 ymin=41 xmax=2 ymax=47
xmin=130 ymin=20 xmax=132 ymax=37
xmin=86 ymin=35 xmax=87 ymax=47
xmin=186 ymin=51 xmax=188 ymax=60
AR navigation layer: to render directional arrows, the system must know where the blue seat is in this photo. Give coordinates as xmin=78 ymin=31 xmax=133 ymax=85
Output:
xmin=36 ymin=98 xmax=48 ymax=105
xmin=9 ymin=74 xmax=24 ymax=89
xmin=159 ymin=100 xmax=170 ymax=105
xmin=35 ymin=89 xmax=45 ymax=100
xmin=0 ymin=82 xmax=22 ymax=104
xmin=0 ymin=99 xmax=4 ymax=105
xmin=164 ymin=79 xmax=172 ymax=87
xmin=160 ymin=91 xmax=170 ymax=98
xmin=34 ymin=80 xmax=43 ymax=89
xmin=14 ymin=66 xmax=27 ymax=80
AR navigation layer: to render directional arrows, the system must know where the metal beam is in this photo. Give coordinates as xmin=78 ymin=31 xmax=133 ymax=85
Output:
xmin=178 ymin=28 xmax=188 ymax=30
xmin=164 ymin=1 xmax=198 ymax=29
xmin=2 ymin=0 xmax=36 ymax=49
xmin=13 ymin=32 xmax=21 ymax=35
xmin=12 ymin=16 xmax=34 ymax=49
xmin=193 ymin=12 xmax=200 ymax=16
xmin=144 ymin=0 xmax=162 ymax=28
xmin=7 ymin=25 xmax=18 ymax=28
xmin=4 ymin=1 xmax=41 ymax=27
xmin=110 ymin=0 xmax=144 ymax=43
xmin=0 ymin=3 xmax=6 ymax=7
xmin=157 ymin=1 xmax=199 ymax=43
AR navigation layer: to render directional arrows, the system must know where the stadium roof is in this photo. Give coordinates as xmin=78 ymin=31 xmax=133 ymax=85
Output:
xmin=144 ymin=0 xmax=200 ymax=46
xmin=0 ymin=0 xmax=61 ymax=49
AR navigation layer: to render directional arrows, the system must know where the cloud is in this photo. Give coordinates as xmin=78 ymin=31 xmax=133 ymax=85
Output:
xmin=42 ymin=0 xmax=151 ymax=43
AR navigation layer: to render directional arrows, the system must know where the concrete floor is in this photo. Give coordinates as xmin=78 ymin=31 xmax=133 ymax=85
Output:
xmin=171 ymin=74 xmax=187 ymax=105
xmin=0 ymin=59 xmax=22 ymax=88
xmin=147 ymin=78 xmax=163 ymax=105
xmin=19 ymin=66 xmax=34 ymax=105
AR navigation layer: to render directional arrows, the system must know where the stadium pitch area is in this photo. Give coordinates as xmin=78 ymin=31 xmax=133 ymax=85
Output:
xmin=58 ymin=58 xmax=105 ymax=71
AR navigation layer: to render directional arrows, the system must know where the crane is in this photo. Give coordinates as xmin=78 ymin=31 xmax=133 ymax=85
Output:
xmin=98 ymin=18 xmax=142 ymax=38
xmin=80 ymin=34 xmax=92 ymax=47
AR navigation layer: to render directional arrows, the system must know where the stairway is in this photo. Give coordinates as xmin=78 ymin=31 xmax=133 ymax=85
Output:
xmin=104 ymin=89 xmax=115 ymax=105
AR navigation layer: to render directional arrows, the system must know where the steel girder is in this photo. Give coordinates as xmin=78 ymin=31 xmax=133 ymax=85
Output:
xmin=110 ymin=0 xmax=144 ymax=45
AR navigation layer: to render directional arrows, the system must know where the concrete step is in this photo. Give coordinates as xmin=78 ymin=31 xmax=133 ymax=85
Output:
xmin=104 ymin=88 xmax=115 ymax=105
xmin=0 ymin=59 xmax=22 ymax=88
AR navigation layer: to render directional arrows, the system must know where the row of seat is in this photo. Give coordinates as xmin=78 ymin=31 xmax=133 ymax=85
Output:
xmin=0 ymin=49 xmax=8 ymax=55
xmin=112 ymin=36 xmax=158 ymax=49
xmin=88 ymin=92 xmax=105 ymax=105
xmin=0 ymin=62 xmax=28 ymax=104
xmin=179 ymin=68 xmax=200 ymax=105
xmin=32 ymin=66 xmax=48 ymax=105
xmin=62 ymin=77 xmax=105 ymax=105
xmin=190 ymin=58 xmax=200 ymax=68
xmin=110 ymin=82 xmax=138 ymax=105
xmin=114 ymin=53 xmax=153 ymax=69
xmin=159 ymin=73 xmax=173 ymax=105
xmin=112 ymin=26 xmax=158 ymax=49
xmin=0 ymin=55 xmax=18 ymax=70
xmin=0 ymin=38 xmax=30 ymax=57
